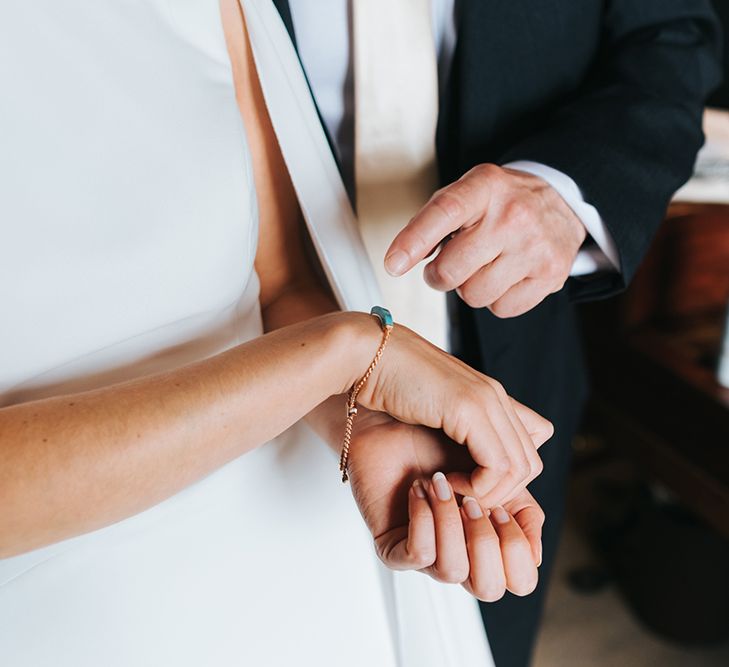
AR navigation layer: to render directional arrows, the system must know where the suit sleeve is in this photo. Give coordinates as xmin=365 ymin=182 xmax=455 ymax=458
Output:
xmin=499 ymin=0 xmax=723 ymax=301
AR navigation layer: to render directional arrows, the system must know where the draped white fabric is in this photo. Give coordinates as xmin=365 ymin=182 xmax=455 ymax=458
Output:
xmin=241 ymin=2 xmax=492 ymax=665
xmin=0 ymin=1 xmax=493 ymax=664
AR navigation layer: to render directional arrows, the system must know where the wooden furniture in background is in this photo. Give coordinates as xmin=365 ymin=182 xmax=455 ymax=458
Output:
xmin=579 ymin=203 xmax=729 ymax=538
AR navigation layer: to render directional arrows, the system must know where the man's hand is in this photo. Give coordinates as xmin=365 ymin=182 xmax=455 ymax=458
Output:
xmin=384 ymin=164 xmax=587 ymax=318
xmin=347 ymin=411 xmax=543 ymax=600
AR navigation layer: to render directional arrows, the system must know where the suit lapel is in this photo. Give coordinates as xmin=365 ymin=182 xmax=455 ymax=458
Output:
xmin=271 ymin=0 xmax=298 ymax=47
xmin=269 ymin=0 xmax=344 ymax=180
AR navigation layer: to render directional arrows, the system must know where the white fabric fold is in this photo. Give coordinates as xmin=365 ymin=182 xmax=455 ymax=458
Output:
xmin=239 ymin=2 xmax=494 ymax=665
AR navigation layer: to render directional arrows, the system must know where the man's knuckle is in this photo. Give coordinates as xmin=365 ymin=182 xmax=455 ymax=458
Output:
xmin=429 ymin=261 xmax=456 ymax=287
xmin=458 ymin=282 xmax=488 ymax=309
xmin=506 ymin=198 xmax=532 ymax=223
xmin=471 ymin=163 xmax=497 ymax=181
xmin=432 ymin=192 xmax=465 ymax=221
xmin=407 ymin=228 xmax=433 ymax=255
xmin=533 ymin=242 xmax=554 ymax=268
xmin=489 ymin=300 xmax=513 ymax=319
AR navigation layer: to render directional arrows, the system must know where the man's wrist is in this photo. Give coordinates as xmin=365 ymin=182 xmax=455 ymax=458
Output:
xmin=504 ymin=160 xmax=621 ymax=275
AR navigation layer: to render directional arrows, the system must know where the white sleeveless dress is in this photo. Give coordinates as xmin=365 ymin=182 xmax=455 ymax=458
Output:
xmin=0 ymin=2 xmax=493 ymax=665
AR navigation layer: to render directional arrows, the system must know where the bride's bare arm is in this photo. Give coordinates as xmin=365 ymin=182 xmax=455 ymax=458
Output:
xmin=0 ymin=5 xmax=376 ymax=559
xmin=0 ymin=312 xmax=383 ymax=557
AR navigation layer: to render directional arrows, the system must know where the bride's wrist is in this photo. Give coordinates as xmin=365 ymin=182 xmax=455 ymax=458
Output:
xmin=329 ymin=311 xmax=388 ymax=395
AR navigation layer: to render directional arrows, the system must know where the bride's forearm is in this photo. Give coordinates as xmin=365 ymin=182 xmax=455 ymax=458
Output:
xmin=260 ymin=284 xmax=357 ymax=454
xmin=0 ymin=312 xmax=377 ymax=557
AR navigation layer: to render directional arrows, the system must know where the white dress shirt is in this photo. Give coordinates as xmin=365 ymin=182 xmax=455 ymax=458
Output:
xmin=288 ymin=0 xmax=620 ymax=276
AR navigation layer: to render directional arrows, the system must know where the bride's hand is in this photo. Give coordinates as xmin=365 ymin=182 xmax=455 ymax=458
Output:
xmin=347 ymin=411 xmax=542 ymax=600
xmin=345 ymin=313 xmax=553 ymax=507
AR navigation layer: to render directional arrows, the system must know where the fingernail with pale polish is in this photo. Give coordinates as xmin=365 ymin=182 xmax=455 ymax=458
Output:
xmin=462 ymin=496 xmax=483 ymax=519
xmin=432 ymin=472 xmax=451 ymax=501
xmin=412 ymin=479 xmax=427 ymax=499
xmin=538 ymin=543 xmax=543 ymax=567
xmin=384 ymin=250 xmax=409 ymax=276
xmin=491 ymin=506 xmax=510 ymax=525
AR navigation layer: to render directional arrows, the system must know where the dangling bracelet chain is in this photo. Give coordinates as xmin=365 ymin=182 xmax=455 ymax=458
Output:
xmin=339 ymin=306 xmax=394 ymax=483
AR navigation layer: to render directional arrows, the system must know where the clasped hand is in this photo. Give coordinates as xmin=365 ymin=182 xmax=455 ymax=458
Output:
xmin=347 ymin=411 xmax=547 ymax=601
xmin=341 ymin=318 xmax=553 ymax=600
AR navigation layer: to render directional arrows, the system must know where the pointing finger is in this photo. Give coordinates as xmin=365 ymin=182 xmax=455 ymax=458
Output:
xmin=384 ymin=168 xmax=496 ymax=277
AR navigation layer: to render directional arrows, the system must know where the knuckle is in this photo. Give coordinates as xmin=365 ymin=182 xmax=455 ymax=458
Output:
xmin=489 ymin=300 xmax=516 ymax=319
xmin=461 ymin=384 xmax=484 ymax=408
xmin=486 ymin=378 xmax=507 ymax=399
xmin=537 ymin=245 xmax=564 ymax=276
xmin=436 ymin=565 xmax=470 ymax=584
xmin=456 ymin=390 xmax=484 ymax=433
xmin=504 ymin=198 xmax=531 ymax=223
xmin=479 ymin=382 xmax=500 ymax=405
xmin=375 ymin=543 xmax=391 ymax=565
xmin=408 ymin=548 xmax=435 ymax=569
xmin=431 ymin=185 xmax=447 ymax=199
xmin=468 ymin=163 xmax=496 ymax=180
xmin=428 ymin=260 xmax=457 ymax=288
xmin=458 ymin=282 xmax=489 ymax=309
xmin=494 ymin=456 xmax=511 ymax=475
xmin=408 ymin=228 xmax=433 ymax=256
xmin=549 ymin=278 xmax=567 ymax=295
xmin=513 ymin=459 xmax=531 ymax=481
xmin=431 ymin=192 xmax=465 ymax=222
xmin=532 ymin=456 xmax=545 ymax=478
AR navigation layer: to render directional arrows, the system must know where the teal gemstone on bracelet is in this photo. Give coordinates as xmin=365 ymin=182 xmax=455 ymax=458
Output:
xmin=370 ymin=306 xmax=394 ymax=330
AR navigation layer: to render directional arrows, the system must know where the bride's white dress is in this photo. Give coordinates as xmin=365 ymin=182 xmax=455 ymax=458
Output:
xmin=0 ymin=1 xmax=493 ymax=665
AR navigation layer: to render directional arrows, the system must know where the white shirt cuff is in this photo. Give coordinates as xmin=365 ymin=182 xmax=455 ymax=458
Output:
xmin=504 ymin=160 xmax=621 ymax=277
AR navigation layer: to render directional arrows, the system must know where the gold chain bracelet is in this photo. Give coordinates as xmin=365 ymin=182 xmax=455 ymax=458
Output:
xmin=339 ymin=306 xmax=394 ymax=483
